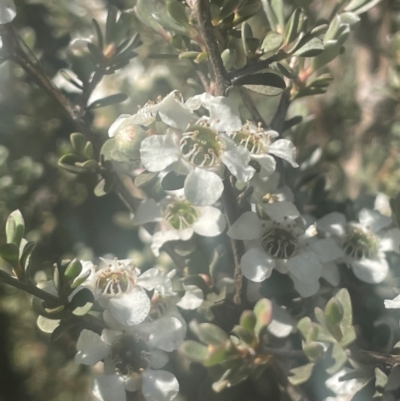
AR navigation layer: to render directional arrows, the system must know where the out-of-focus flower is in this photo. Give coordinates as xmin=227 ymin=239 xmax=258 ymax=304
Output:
xmin=0 ymin=0 xmax=16 ymax=24
xmin=132 ymin=192 xmax=226 ymax=256
xmin=317 ymin=209 xmax=400 ymax=283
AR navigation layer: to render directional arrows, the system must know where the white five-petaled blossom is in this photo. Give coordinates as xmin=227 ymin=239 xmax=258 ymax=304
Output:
xmin=228 ymin=122 xmax=298 ymax=178
xmin=81 ymin=258 xmax=175 ymax=326
xmin=75 ymin=325 xmax=180 ymax=401
xmin=0 ymin=0 xmax=16 ymax=24
xmin=132 ymin=193 xmax=226 ymax=256
xmin=139 ymin=93 xmax=257 ymax=206
xmin=227 ymin=203 xmax=343 ymax=297
xmin=317 ymin=209 xmax=400 ymax=284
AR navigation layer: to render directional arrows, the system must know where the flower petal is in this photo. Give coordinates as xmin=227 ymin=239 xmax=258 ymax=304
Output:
xmin=193 ymin=206 xmax=226 ymax=237
xmin=241 ymin=248 xmax=275 ymax=282
xmin=142 ymin=369 xmax=179 ymax=401
xmin=384 ymin=295 xmax=400 ymax=309
xmin=351 ymin=257 xmax=388 ymax=283
xmin=140 ymin=134 xmax=180 ymax=172
xmin=138 ymin=268 xmax=175 ymax=296
xmin=380 ymin=228 xmax=400 ymax=254
xmin=321 ymin=261 xmax=340 ymax=286
xmin=311 ymin=238 xmax=344 ymax=263
xmin=257 ymin=154 xmax=277 ymax=178
xmin=108 ymin=115 xmax=130 ymax=137
xmin=317 ymin=212 xmax=347 ymax=237
xmin=157 ymin=92 xmax=193 ymax=130
xmin=108 ymin=287 xmax=151 ymax=326
xmin=132 ymin=198 xmax=162 ymax=225
xmin=227 ymin=211 xmax=262 ymax=240
xmin=93 ymin=374 xmax=126 ymax=401
xmin=184 ymin=168 xmax=224 ymax=206
xmin=176 ymin=284 xmax=204 ymax=310
xmin=149 ymin=349 xmax=169 ymax=369
xmin=151 ymin=230 xmax=181 ymax=257
xmin=358 ymin=209 xmax=392 ymax=233
xmin=75 ymin=329 xmax=109 ymax=366
xmin=286 ymin=251 xmax=323 ymax=281
xmin=292 ymin=275 xmax=320 ymax=297
xmin=135 ymin=313 xmax=186 ymax=352
xmin=0 ymin=0 xmax=16 ymax=24
xmin=263 ymin=201 xmax=299 ymax=222
xmin=221 ymin=146 xmax=255 ymax=183
xmin=268 ymin=139 xmax=298 ymax=167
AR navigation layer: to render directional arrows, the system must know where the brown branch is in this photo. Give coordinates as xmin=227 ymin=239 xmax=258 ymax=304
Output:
xmin=190 ymin=0 xmax=229 ymax=96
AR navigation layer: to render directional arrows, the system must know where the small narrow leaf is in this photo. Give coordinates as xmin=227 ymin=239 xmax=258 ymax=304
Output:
xmin=288 ymin=363 xmax=315 ymax=385
xmin=261 ymin=32 xmax=284 ymax=54
xmin=180 ymin=340 xmax=209 ymax=362
xmin=293 ymin=37 xmax=324 ymax=57
xmin=197 ymin=323 xmax=229 ymax=345
xmin=6 ymin=210 xmax=25 ymax=246
xmin=88 ymin=93 xmax=128 ymax=109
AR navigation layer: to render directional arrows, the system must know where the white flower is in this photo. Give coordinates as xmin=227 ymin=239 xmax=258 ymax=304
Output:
xmin=0 ymin=0 xmax=16 ymax=24
xmin=384 ymin=294 xmax=400 ymax=309
xmin=228 ymin=122 xmax=298 ymax=178
xmin=132 ymin=194 xmax=226 ymax=256
xmin=317 ymin=209 xmax=400 ymax=283
xmin=249 ymin=171 xmax=294 ymax=205
xmin=109 ymin=91 xmax=193 ymax=133
xmin=227 ymin=204 xmax=343 ymax=297
xmin=76 ymin=328 xmax=180 ymax=401
xmin=82 ymin=258 xmax=175 ymax=326
xmin=140 ymin=94 xmax=256 ymax=206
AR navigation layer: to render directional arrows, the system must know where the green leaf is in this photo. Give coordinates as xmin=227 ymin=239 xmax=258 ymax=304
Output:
xmin=288 ymin=363 xmax=315 ymax=385
xmin=339 ymin=12 xmax=360 ymax=26
xmin=234 ymin=72 xmax=286 ymax=90
xmin=325 ymin=15 xmax=341 ymax=42
xmin=58 ymin=154 xmax=87 ymax=174
xmin=0 ymin=243 xmax=20 ymax=269
xmin=326 ymin=343 xmax=347 ymax=375
xmin=178 ymin=51 xmax=200 ymax=60
xmin=84 ymin=142 xmax=95 ymax=160
xmin=276 ymin=61 xmax=296 ymax=79
xmin=231 ymin=325 xmax=256 ymax=345
xmin=311 ymin=40 xmax=341 ymax=71
xmin=51 ymin=320 xmax=79 ymax=342
xmin=254 ymin=298 xmax=273 ymax=336
xmin=167 ymin=0 xmax=188 ymax=25
xmin=345 ymin=0 xmax=381 ymax=15
xmin=336 ymin=288 xmax=353 ymax=328
xmin=71 ymin=269 xmax=91 ymax=289
xmin=303 ymin=341 xmax=324 ymax=362
xmin=325 ymin=298 xmax=344 ymax=326
xmin=92 ymin=19 xmax=104 ymax=49
xmin=375 ymin=367 xmax=388 ymax=390
xmin=284 ymin=8 xmax=304 ymax=45
xmin=152 ymin=11 xmax=187 ymax=34
xmin=20 ymin=240 xmax=35 ymax=272
xmin=88 ymin=93 xmax=128 ymax=109
xmin=69 ymin=288 xmax=94 ymax=316
xmin=37 ymin=315 xmax=60 ymax=334
xmin=293 ymin=0 xmax=313 ymax=7
xmin=261 ymin=32 xmax=283 ymax=54
xmin=64 ymin=259 xmax=83 ymax=281
xmin=219 ymin=0 xmax=243 ymax=20
xmin=180 ymin=340 xmax=209 ymax=362
xmin=339 ymin=325 xmax=356 ymax=348
xmin=134 ymin=171 xmax=159 ymax=188
xmin=106 ymin=6 xmax=118 ymax=44
xmin=6 ymin=210 xmax=25 ymax=247
xmin=221 ymin=48 xmax=237 ymax=71
xmin=239 ymin=310 xmax=256 ymax=331
xmin=70 ymin=133 xmax=87 ymax=156
xmin=293 ymin=37 xmax=324 ymax=57
xmin=307 ymin=73 xmax=334 ymax=88
xmin=161 ymin=171 xmax=185 ymax=191
xmin=197 ymin=323 xmax=229 ymax=345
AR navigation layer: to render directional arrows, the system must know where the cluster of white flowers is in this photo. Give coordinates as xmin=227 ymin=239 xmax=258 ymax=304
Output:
xmin=73 ymin=91 xmax=400 ymax=400
xmin=73 ymin=258 xmax=188 ymax=401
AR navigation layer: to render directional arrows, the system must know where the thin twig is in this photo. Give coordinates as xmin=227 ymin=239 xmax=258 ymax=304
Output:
xmin=190 ymin=0 xmax=229 ymax=96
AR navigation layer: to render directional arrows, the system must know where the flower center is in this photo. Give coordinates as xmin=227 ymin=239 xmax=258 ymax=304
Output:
xmin=342 ymin=227 xmax=378 ymax=260
xmin=261 ymin=226 xmax=299 ymax=259
xmin=164 ymin=200 xmax=199 ymax=230
xmin=96 ymin=265 xmax=136 ymax=295
xmin=111 ymin=334 xmax=150 ymax=375
xmin=179 ymin=126 xmax=223 ymax=167
xmin=231 ymin=130 xmax=263 ymax=154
